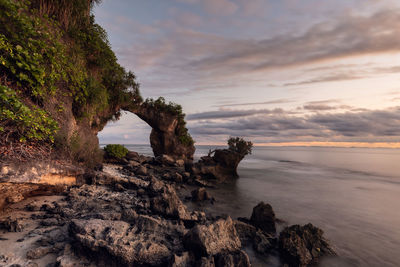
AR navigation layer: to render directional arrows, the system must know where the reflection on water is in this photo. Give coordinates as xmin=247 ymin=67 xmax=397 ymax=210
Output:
xmin=124 ymin=145 xmax=400 ymax=267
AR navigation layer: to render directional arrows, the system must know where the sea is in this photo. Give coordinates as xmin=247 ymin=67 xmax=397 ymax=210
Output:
xmin=117 ymin=145 xmax=400 ymax=267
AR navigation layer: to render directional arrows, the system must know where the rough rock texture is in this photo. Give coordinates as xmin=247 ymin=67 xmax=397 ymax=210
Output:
xmin=183 ymin=217 xmax=241 ymax=257
xmin=70 ymin=218 xmax=173 ymax=266
xmin=191 ymin=149 xmax=246 ymax=182
xmin=125 ymin=105 xmax=195 ymax=160
xmin=250 ymin=202 xmax=276 ymax=234
xmin=279 ymin=223 xmax=336 ymax=267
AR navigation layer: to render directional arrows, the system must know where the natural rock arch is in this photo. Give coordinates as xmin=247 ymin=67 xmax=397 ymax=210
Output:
xmin=121 ymin=100 xmax=195 ymax=161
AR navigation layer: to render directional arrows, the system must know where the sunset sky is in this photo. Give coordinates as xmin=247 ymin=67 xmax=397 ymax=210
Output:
xmin=95 ymin=0 xmax=400 ymax=146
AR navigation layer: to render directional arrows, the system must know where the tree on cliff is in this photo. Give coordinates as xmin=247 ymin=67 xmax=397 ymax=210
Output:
xmin=228 ymin=137 xmax=253 ymax=156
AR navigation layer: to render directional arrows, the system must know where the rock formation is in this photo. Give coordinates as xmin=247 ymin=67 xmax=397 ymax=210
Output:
xmin=123 ymin=102 xmax=195 ymax=161
xmin=279 ymin=223 xmax=337 ymax=266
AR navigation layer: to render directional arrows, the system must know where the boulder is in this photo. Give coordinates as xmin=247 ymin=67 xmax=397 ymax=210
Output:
xmin=279 ymin=223 xmax=336 ymax=267
xmin=151 ymin=184 xmax=191 ymax=220
xmin=126 ymin=151 xmax=140 ymax=161
xmin=183 ymin=217 xmax=241 ymax=257
xmin=136 ymin=166 xmax=148 ymax=176
xmin=70 ymin=218 xmax=172 ymax=266
xmin=191 ymin=188 xmax=211 ymax=202
xmin=250 ymin=202 xmax=276 ymax=234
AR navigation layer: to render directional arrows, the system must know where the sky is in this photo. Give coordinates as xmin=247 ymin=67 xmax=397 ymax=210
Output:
xmin=95 ymin=0 xmax=400 ymax=147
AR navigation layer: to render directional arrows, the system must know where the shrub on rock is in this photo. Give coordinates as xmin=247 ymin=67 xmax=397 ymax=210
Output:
xmin=104 ymin=144 xmax=128 ymax=159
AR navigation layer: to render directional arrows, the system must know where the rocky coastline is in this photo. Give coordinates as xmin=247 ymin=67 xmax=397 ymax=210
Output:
xmin=0 ymin=150 xmax=336 ymax=267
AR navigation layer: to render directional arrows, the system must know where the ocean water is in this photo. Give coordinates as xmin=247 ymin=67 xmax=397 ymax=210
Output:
xmin=122 ymin=145 xmax=400 ymax=266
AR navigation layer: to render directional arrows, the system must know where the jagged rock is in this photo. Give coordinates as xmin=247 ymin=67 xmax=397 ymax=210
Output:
xmin=253 ymin=230 xmax=275 ymax=255
xmin=192 ymin=149 xmax=247 ymax=182
xmin=70 ymin=218 xmax=174 ymax=266
xmin=234 ymin=220 xmax=257 ymax=243
xmin=175 ymin=159 xmax=185 ymax=167
xmin=279 ymin=223 xmax=336 ymax=267
xmin=197 ymin=257 xmax=215 ymax=267
xmin=250 ymin=202 xmax=276 ymax=234
xmin=215 ymin=250 xmax=251 ymax=267
xmin=183 ymin=217 xmax=241 ymax=257
xmin=191 ymin=188 xmax=211 ymax=202
xmin=151 ymin=184 xmax=191 ymax=220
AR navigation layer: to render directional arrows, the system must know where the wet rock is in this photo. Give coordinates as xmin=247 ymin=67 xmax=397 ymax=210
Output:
xmin=253 ymin=230 xmax=275 ymax=255
xmin=279 ymin=223 xmax=336 ymax=267
xmin=183 ymin=217 xmax=241 ymax=257
xmin=215 ymin=250 xmax=251 ymax=267
xmin=197 ymin=257 xmax=215 ymax=267
xmin=191 ymin=188 xmax=211 ymax=202
xmin=129 ymin=160 xmax=140 ymax=167
xmin=250 ymin=202 xmax=276 ymax=234
xmin=234 ymin=220 xmax=257 ymax=244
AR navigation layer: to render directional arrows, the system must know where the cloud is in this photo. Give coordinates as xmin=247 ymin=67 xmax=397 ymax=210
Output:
xmin=213 ymin=99 xmax=294 ymax=108
xmin=284 ymin=73 xmax=363 ymax=86
xmin=188 ymin=9 xmax=400 ymax=73
xmin=186 ymin=108 xmax=285 ymax=120
xmin=187 ymin=106 xmax=400 ymax=143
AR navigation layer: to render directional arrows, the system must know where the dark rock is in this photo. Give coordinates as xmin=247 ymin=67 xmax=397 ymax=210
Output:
xmin=183 ymin=217 xmax=241 ymax=257
xmin=253 ymin=230 xmax=275 ymax=255
xmin=234 ymin=220 xmax=257 ymax=244
xmin=215 ymin=250 xmax=251 ymax=267
xmin=191 ymin=188 xmax=211 ymax=202
xmin=279 ymin=223 xmax=336 ymax=267
xmin=250 ymin=202 xmax=276 ymax=234
xmin=126 ymin=151 xmax=140 ymax=161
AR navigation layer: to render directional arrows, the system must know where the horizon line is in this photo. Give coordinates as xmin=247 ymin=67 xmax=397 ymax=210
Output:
xmin=100 ymin=141 xmax=400 ymax=149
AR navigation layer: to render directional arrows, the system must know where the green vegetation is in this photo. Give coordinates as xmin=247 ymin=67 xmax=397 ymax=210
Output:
xmin=104 ymin=144 xmax=128 ymax=159
xmin=143 ymin=97 xmax=194 ymax=146
xmin=228 ymin=137 xmax=253 ymax=156
xmin=0 ymin=85 xmax=59 ymax=143
xmin=0 ymin=0 xmax=141 ymax=162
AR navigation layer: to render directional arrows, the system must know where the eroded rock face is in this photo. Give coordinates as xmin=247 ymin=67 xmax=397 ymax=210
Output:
xmin=250 ymin=202 xmax=276 ymax=234
xmin=183 ymin=217 xmax=241 ymax=257
xmin=191 ymin=149 xmax=246 ymax=182
xmin=279 ymin=223 xmax=336 ymax=267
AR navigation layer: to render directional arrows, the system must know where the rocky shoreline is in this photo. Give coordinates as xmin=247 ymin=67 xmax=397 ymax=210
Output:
xmin=0 ymin=151 xmax=336 ymax=267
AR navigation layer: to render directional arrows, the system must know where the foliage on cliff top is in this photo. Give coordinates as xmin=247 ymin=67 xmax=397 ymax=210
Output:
xmin=228 ymin=137 xmax=253 ymax=156
xmin=0 ymin=0 xmax=141 ymax=161
xmin=143 ymin=97 xmax=195 ymax=146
